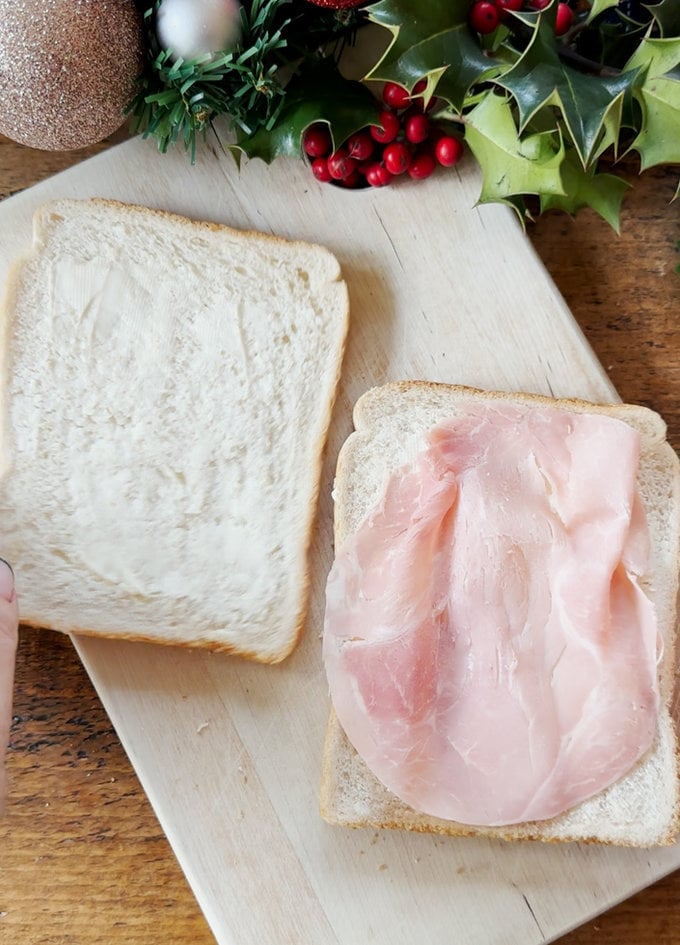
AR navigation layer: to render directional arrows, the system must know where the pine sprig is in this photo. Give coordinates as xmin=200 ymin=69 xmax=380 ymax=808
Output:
xmin=125 ymin=0 xmax=680 ymax=230
xmin=128 ymin=0 xmax=363 ymax=159
xmin=129 ymin=49 xmax=235 ymax=159
xmin=128 ymin=0 xmax=294 ymax=158
xmin=225 ymin=0 xmax=291 ymax=133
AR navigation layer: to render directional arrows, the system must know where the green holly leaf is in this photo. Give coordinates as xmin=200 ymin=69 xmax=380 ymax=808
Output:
xmin=540 ymin=150 xmax=630 ymax=232
xmin=625 ymin=37 xmax=680 ymax=168
xmin=496 ymin=8 xmax=638 ymax=167
xmin=625 ymin=36 xmax=680 ymax=77
xmin=366 ymin=0 xmax=506 ymax=113
xmin=464 ymin=92 xmax=566 ymax=207
xmin=587 ymin=0 xmax=620 ymax=21
xmin=646 ymin=0 xmax=680 ymax=37
xmin=234 ymin=59 xmax=380 ymax=163
xmin=630 ymin=72 xmax=680 ymax=168
xmin=591 ymin=89 xmax=626 ymax=159
xmin=502 ymin=194 xmax=533 ymax=223
xmin=599 ymin=17 xmax=651 ymax=73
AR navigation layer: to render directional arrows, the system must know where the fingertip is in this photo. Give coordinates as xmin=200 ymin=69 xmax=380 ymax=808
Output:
xmin=0 ymin=560 xmax=14 ymax=604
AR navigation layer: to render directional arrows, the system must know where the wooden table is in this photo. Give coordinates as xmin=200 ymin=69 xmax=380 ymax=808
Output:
xmin=0 ymin=129 xmax=678 ymax=945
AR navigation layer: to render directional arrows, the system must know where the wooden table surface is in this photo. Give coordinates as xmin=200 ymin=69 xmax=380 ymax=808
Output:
xmin=0 ymin=128 xmax=678 ymax=945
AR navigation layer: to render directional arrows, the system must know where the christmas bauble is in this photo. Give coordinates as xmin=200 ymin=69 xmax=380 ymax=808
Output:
xmin=0 ymin=0 xmax=143 ymax=151
xmin=156 ymin=0 xmax=242 ymax=61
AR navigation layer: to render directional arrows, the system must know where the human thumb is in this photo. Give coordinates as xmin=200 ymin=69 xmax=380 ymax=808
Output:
xmin=0 ymin=559 xmax=15 ymax=604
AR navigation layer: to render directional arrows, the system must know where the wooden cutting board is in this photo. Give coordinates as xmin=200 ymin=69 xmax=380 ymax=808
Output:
xmin=1 ymin=134 xmax=678 ymax=945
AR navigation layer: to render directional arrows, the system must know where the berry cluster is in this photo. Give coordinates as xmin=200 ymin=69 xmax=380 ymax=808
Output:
xmin=469 ymin=0 xmax=574 ymax=36
xmin=303 ymin=81 xmax=464 ymax=190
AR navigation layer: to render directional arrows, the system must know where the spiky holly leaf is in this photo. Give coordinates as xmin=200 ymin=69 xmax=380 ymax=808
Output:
xmin=496 ymin=7 xmax=639 ymax=167
xmin=626 ymin=37 xmax=680 ymax=168
xmin=540 ymin=151 xmax=630 ymax=232
xmin=587 ymin=0 xmax=620 ymax=21
xmin=626 ymin=36 xmax=680 ymax=77
xmin=646 ymin=0 xmax=680 ymax=37
xmin=464 ymin=93 xmax=566 ymax=208
xmin=599 ymin=17 xmax=650 ymax=73
xmin=365 ymin=0 xmax=507 ymax=113
xmin=631 ymin=73 xmax=680 ymax=168
xmin=591 ymin=90 xmax=626 ymax=160
xmin=234 ymin=59 xmax=380 ymax=163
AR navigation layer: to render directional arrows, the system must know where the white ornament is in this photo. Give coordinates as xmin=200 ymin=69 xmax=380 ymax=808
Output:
xmin=156 ymin=0 xmax=242 ymax=60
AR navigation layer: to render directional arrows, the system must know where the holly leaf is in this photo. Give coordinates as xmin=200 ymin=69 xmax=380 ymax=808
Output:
xmin=591 ymin=88 xmax=626 ymax=159
xmin=630 ymin=72 xmax=680 ymax=168
xmin=234 ymin=59 xmax=380 ymax=163
xmin=625 ymin=36 xmax=680 ymax=77
xmin=496 ymin=8 xmax=638 ymax=167
xmin=502 ymin=195 xmax=533 ymax=223
xmin=366 ymin=0 xmax=506 ymax=113
xmin=599 ymin=17 xmax=651 ymax=72
xmin=587 ymin=0 xmax=620 ymax=22
xmin=540 ymin=150 xmax=630 ymax=231
xmin=464 ymin=92 xmax=566 ymax=207
xmin=646 ymin=0 xmax=680 ymax=37
xmin=625 ymin=37 xmax=680 ymax=167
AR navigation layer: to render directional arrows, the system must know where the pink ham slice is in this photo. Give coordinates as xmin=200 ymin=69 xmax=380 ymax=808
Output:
xmin=323 ymin=402 xmax=660 ymax=826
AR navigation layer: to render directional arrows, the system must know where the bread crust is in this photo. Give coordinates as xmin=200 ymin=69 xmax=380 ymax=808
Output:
xmin=2 ymin=198 xmax=350 ymax=663
xmin=42 ymin=196 xmax=347 ymax=268
xmin=321 ymin=381 xmax=680 ymax=845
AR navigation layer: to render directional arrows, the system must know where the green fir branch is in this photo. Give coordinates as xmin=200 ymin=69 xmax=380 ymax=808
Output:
xmin=128 ymin=0 xmax=294 ymax=157
xmin=127 ymin=0 xmax=364 ymax=158
xmin=126 ymin=0 xmax=680 ymax=232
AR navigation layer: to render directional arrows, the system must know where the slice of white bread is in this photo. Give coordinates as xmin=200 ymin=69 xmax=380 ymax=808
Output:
xmin=0 ymin=198 xmax=349 ymax=662
xmin=320 ymin=381 xmax=680 ymax=845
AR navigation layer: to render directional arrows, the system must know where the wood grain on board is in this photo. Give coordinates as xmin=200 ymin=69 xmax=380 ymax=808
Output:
xmin=0 ymin=129 xmax=679 ymax=945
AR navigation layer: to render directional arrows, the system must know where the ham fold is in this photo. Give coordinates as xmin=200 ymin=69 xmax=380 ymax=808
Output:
xmin=323 ymin=402 xmax=660 ymax=826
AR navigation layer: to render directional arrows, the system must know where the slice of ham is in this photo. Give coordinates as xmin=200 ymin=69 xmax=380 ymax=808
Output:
xmin=323 ymin=402 xmax=660 ymax=826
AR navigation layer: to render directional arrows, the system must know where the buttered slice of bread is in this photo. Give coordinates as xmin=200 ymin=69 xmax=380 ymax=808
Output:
xmin=0 ymin=198 xmax=349 ymax=662
xmin=320 ymin=382 xmax=680 ymax=845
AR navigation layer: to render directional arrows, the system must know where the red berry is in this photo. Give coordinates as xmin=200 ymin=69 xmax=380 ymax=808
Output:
xmin=530 ymin=0 xmax=551 ymax=8
xmin=370 ymin=110 xmax=401 ymax=144
xmin=346 ymin=131 xmax=374 ymax=162
xmin=382 ymin=81 xmax=411 ymax=109
xmin=555 ymin=2 xmax=574 ymax=34
xmin=365 ymin=163 xmax=393 ymax=187
xmin=435 ymin=135 xmax=463 ymax=167
xmin=408 ymin=152 xmax=436 ymax=180
xmin=423 ymin=127 xmax=443 ymax=153
xmin=404 ymin=112 xmax=430 ymax=144
xmin=412 ymin=79 xmax=427 ymax=95
xmin=311 ymin=157 xmax=332 ymax=183
xmin=327 ymin=148 xmax=357 ymax=181
xmin=383 ymin=141 xmax=412 ymax=175
xmin=302 ymin=123 xmax=332 ymax=158
xmin=340 ymin=169 xmax=362 ymax=188
xmin=469 ymin=1 xmax=500 ymax=33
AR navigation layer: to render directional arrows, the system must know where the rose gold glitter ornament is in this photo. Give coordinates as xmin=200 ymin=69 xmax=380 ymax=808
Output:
xmin=0 ymin=0 xmax=144 ymax=151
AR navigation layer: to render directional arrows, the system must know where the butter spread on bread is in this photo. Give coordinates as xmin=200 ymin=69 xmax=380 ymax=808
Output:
xmin=0 ymin=198 xmax=349 ymax=662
